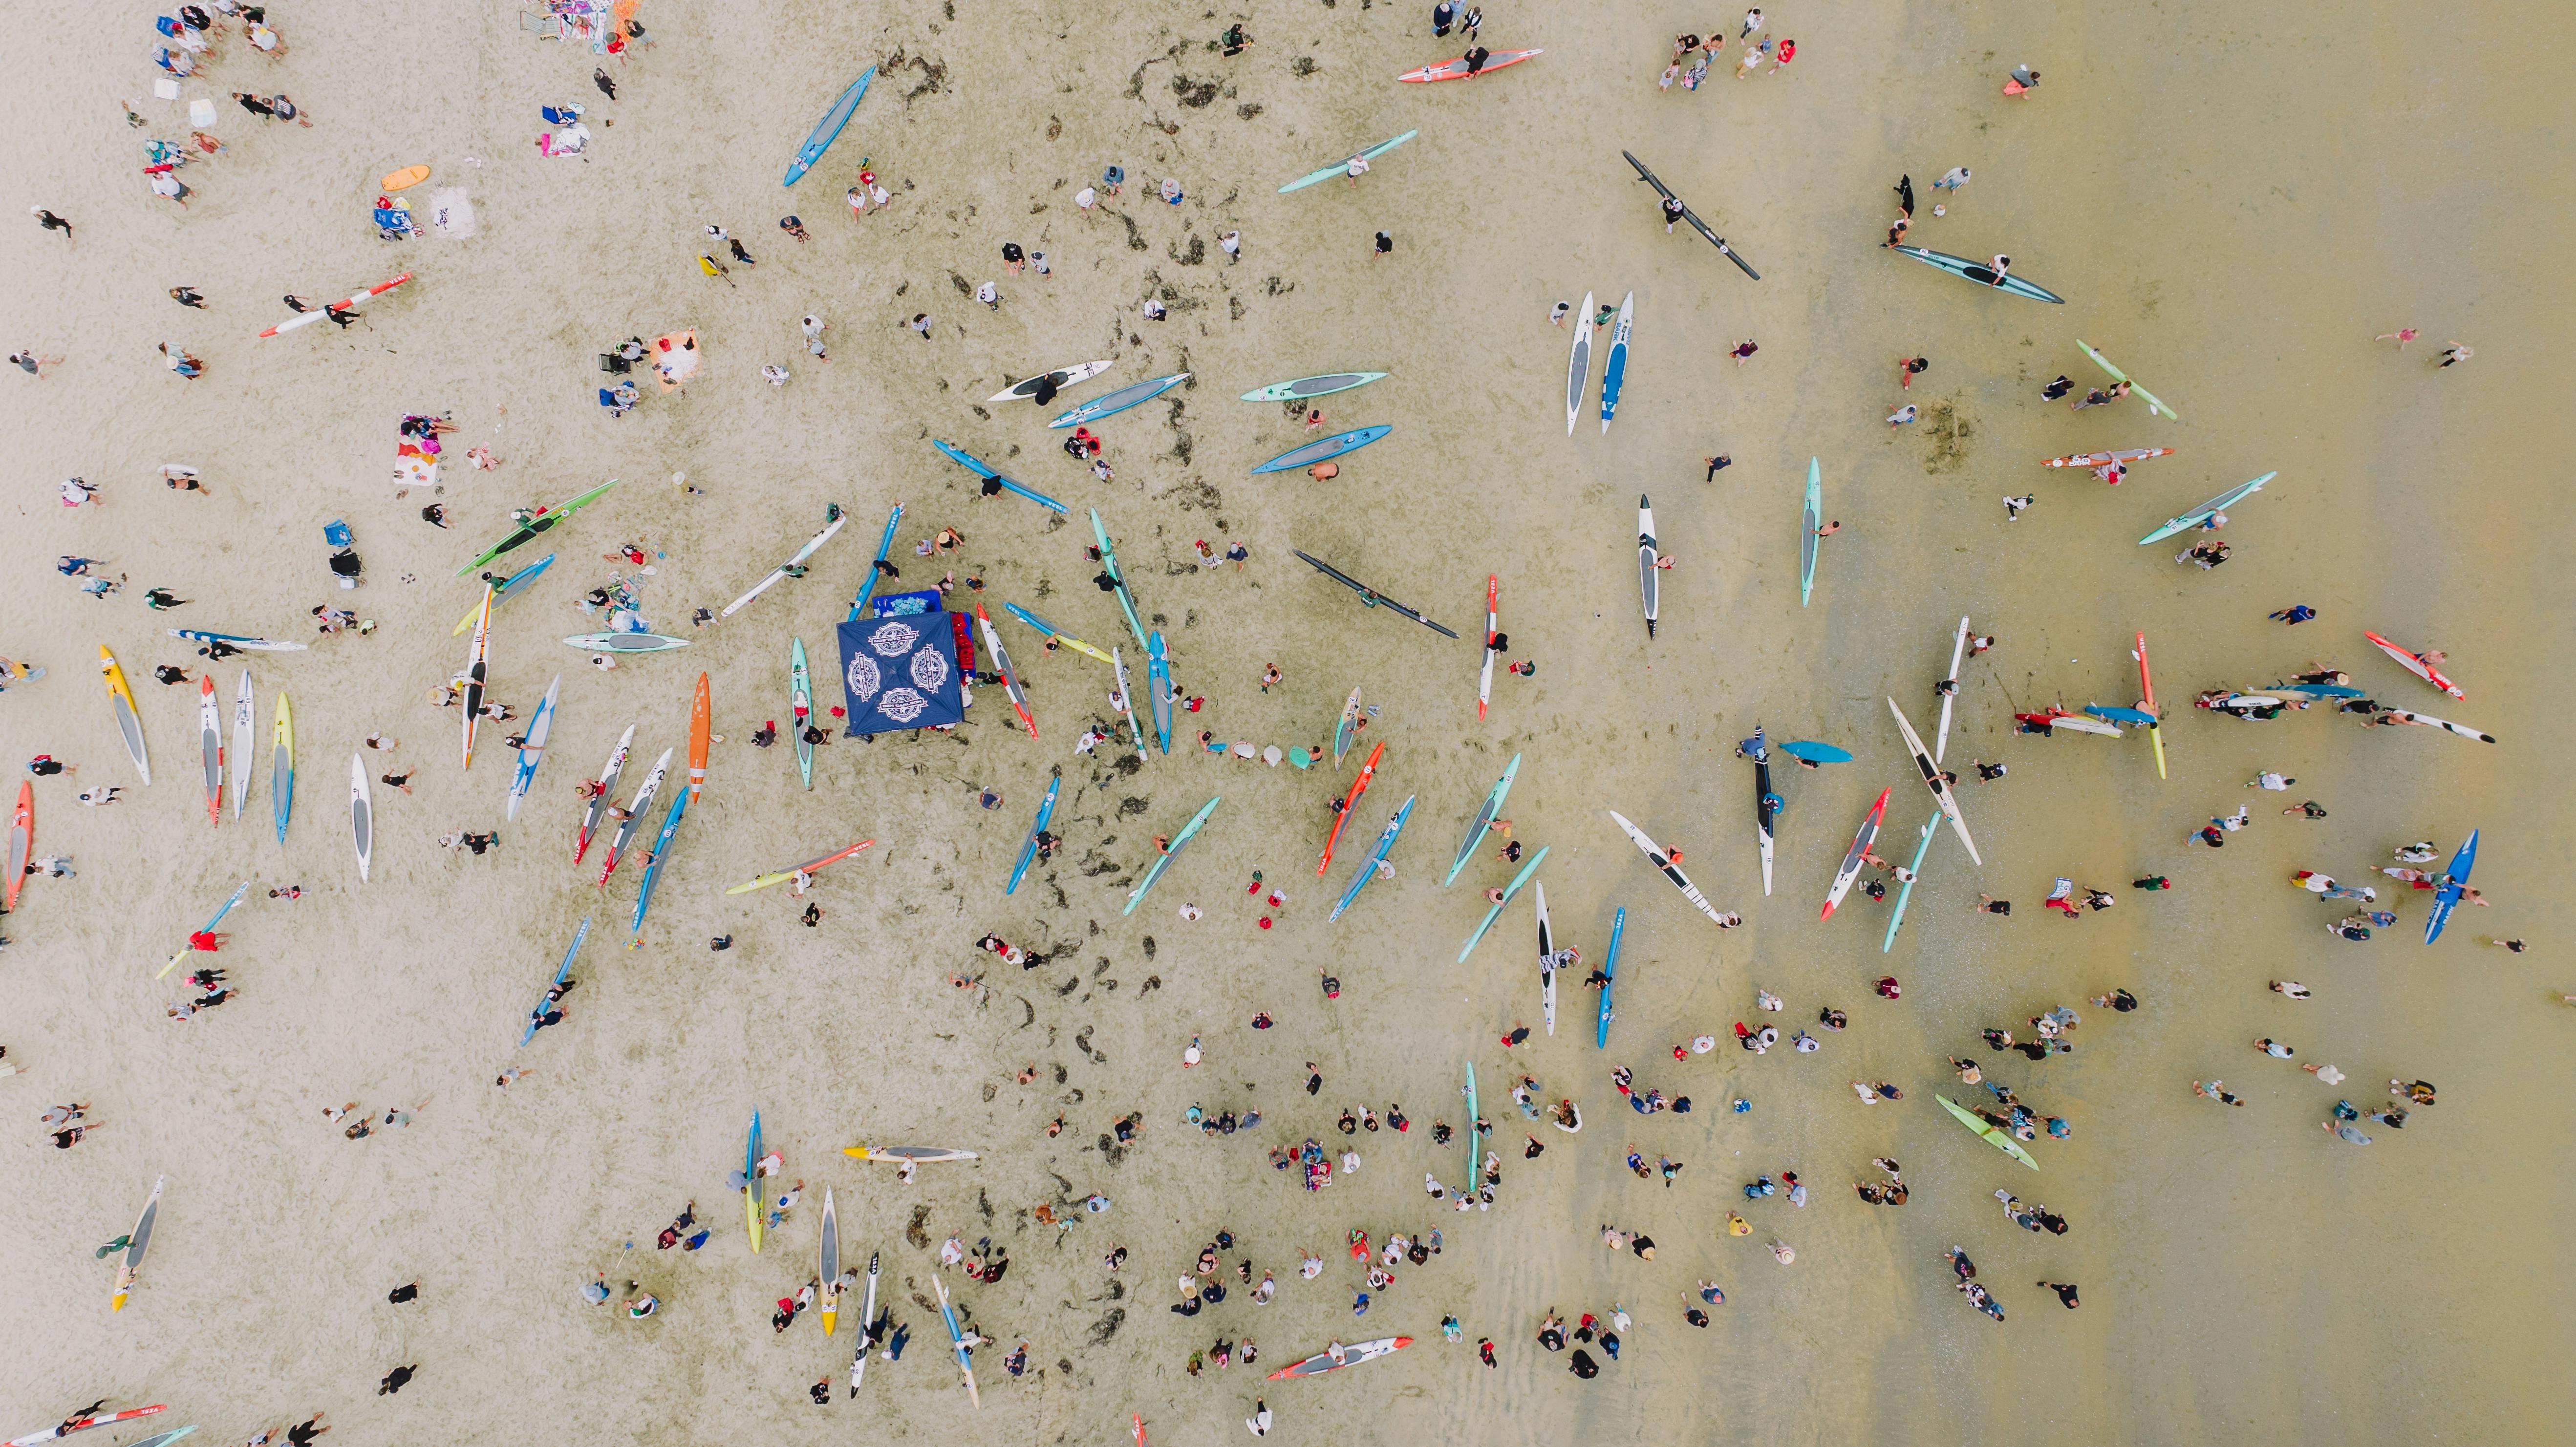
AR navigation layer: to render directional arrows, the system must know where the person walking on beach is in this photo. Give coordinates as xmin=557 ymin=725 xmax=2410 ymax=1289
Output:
xmin=2438 ymin=343 xmax=2472 ymax=367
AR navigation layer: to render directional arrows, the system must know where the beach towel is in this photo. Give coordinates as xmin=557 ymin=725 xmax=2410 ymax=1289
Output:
xmin=429 ymin=188 xmax=476 ymax=238
xmin=650 ymin=331 xmax=700 ymax=391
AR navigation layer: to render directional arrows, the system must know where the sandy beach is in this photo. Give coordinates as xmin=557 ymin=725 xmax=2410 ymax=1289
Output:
xmin=6 ymin=2 xmax=2574 ymax=1443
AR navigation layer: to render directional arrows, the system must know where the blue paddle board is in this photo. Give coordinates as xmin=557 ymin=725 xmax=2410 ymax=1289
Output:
xmin=1252 ymin=426 xmax=1392 ymax=474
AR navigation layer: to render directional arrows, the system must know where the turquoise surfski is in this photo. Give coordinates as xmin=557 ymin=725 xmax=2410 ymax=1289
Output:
xmin=1597 ymin=906 xmax=1624 ymax=1047
xmin=931 ymin=440 xmax=1070 ymax=515
xmin=1253 ymin=426 xmax=1391 ymax=474
xmin=1147 ymin=631 xmax=1173 ymax=754
xmin=1597 ymin=291 xmax=1633 ymax=433
xmin=848 ymin=502 xmax=904 ymax=621
xmin=1007 ymin=774 xmax=1060 ymax=895
xmin=1089 ymin=509 xmax=1148 ymax=651
xmin=1329 ymin=794 xmax=1414 ymax=923
xmin=2139 ymin=472 xmax=2275 ymax=545
xmin=784 ymin=67 xmax=874 ymax=186
xmin=1458 ymin=845 xmax=1547 ymax=963
xmin=1241 ymin=372 xmax=1386 ymax=403
xmin=520 ymin=915 xmax=591 ymax=1046
xmin=629 ymin=785 xmax=688 ymax=935
xmin=1892 ymin=245 xmax=2067 ymax=304
xmin=1800 ymin=457 xmax=1821 ymax=606
xmin=1445 ymin=754 xmax=1521 ymax=886
xmin=1125 ymin=797 xmax=1219 ymax=915
xmin=1049 ymin=373 xmax=1189 ymax=429
xmin=1279 ymin=130 xmax=1417 ymax=193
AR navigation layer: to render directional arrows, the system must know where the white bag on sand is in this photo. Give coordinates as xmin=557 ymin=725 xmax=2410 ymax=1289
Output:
xmin=188 ymin=96 xmax=215 ymax=126
xmin=430 ymin=188 xmax=476 ymax=239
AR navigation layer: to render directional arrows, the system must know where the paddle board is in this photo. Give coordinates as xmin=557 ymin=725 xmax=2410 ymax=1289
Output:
xmin=576 ymin=725 xmax=634 ymax=863
xmin=1147 ymin=630 xmax=1173 ymax=753
xmin=349 ymin=754 xmax=371 ymax=882
xmin=1292 ymin=550 xmax=1461 ymax=638
xmin=1319 ymin=742 xmax=1383 ymax=875
xmin=848 ymin=502 xmax=903 ymax=621
xmin=629 ymin=785 xmax=688 ymax=934
xmin=687 ymin=673 xmax=711 ymax=803
xmin=565 ymin=632 xmax=689 ymax=654
xmin=2387 ymin=709 xmax=2495 ymax=743
xmin=167 ymin=629 xmax=307 ymax=652
xmin=1478 ymin=575 xmax=1498 ymax=721
xmin=1892 ymin=245 xmax=2066 ymax=303
xmin=460 ymin=583 xmax=494 ymax=769
xmin=1007 ymin=775 xmax=1060 ymax=895
xmin=1334 ymin=686 xmax=1363 ymax=766
xmin=518 ymin=915 xmax=590 ymax=1045
xmin=196 ymin=675 xmax=221 ymax=827
xmin=1749 ymin=726 xmax=1774 ymax=896
xmin=1400 ymin=47 xmax=1543 ymax=81
xmin=2044 ymin=447 xmax=2173 ymax=468
xmin=850 ymin=1250 xmax=880 ymax=1395
xmin=723 ymin=504 xmax=848 ymax=617
xmin=271 ymin=691 xmax=295 ymax=841
xmin=843 ymin=1146 xmax=981 ymax=1163
xmin=989 ymin=359 xmax=1113 ymax=402
xmin=1607 ymin=810 xmax=1727 ymax=925
xmin=1565 ymin=290 xmax=1593 ymax=435
xmin=2077 ymin=338 xmax=2179 ymax=420
xmin=931 ymin=441 xmax=1069 ymax=514
xmin=1800 ymin=457 xmax=1822 ymax=606
xmin=122 ymin=1431 xmax=195 ymax=1447
xmin=1251 ymin=425 xmax=1392 ymax=474
xmin=1001 ymin=602 xmax=1114 ymax=664
xmin=1599 ymin=291 xmax=1633 ymax=432
xmin=1445 ymin=753 xmax=1519 ymax=886
xmin=2424 ymin=830 xmax=2479 ymax=943
xmin=101 ymin=647 xmax=149 ymax=784
xmin=789 ymin=638 xmax=816 ymax=788
xmin=745 ymin=1110 xmax=764 ymax=1252
xmin=259 ymin=273 xmax=410 ymax=338
xmin=819 ymin=1188 xmax=840 ymax=1335
xmin=1330 ymin=794 xmax=1412 ymax=922
xmin=1461 ymin=1063 xmax=1479 ymax=1189
xmin=1620 ymin=150 xmax=1762 ymax=278
xmin=5 ymin=783 xmax=28 ymax=914
xmin=1242 ymin=371 xmax=1386 ymax=403
xmin=109 ymin=1174 xmax=163 ymax=1311
xmin=1597 ymin=905 xmax=1624 ymax=1048
xmin=2364 ymin=631 xmax=2465 ymax=698
xmin=1279 ymin=131 xmax=1417 ymax=193
xmin=2035 ymin=709 xmax=2121 ymax=737
xmin=1268 ymin=1337 xmax=1413 ymax=1378
xmin=1090 ymin=509 xmax=1149 ymax=649
xmin=451 ymin=553 xmax=556 ymax=634
xmin=783 ymin=66 xmax=874 ymax=186
xmin=979 ymin=605 xmax=1039 ymax=740
xmin=1535 ymin=882 xmax=1557 ymax=1036
xmin=1049 ymin=373 xmax=1189 ymax=428
xmin=456 ymin=478 xmax=619 ymax=575
xmin=597 ymin=747 xmax=671 ymax=883
xmin=1938 ymin=1093 xmax=2039 ymax=1170
xmin=727 ymin=838 xmax=875 ymax=894
xmin=1126 ymin=797 xmax=1219 ymax=915
xmin=1110 ymin=646 xmax=1149 ymax=759
xmin=2084 ymin=704 xmax=2156 ymax=726
xmin=1458 ymin=845 xmax=1547 ymax=963
xmin=228 ymin=671 xmax=252 ymax=820
xmin=1779 ymin=741 xmax=1853 ymax=764
xmin=1889 ymin=697 xmax=1978 ymax=865
xmin=507 ymin=675 xmax=559 ymax=821
xmin=1936 ymin=616 xmax=1971 ymax=763
xmin=1822 ymin=787 xmax=1891 ymax=920
xmin=1637 ymin=495 xmax=1658 ymax=637
xmin=2140 ymin=472 xmax=2276 ymax=545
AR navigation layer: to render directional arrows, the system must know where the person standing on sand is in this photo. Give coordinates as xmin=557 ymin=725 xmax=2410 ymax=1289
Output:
xmin=2439 ymin=343 xmax=2472 ymax=367
xmin=31 ymin=207 xmax=72 ymax=239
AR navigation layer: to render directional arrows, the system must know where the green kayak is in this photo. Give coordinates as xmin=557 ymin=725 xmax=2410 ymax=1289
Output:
xmin=1938 ymin=1094 xmax=2039 ymax=1170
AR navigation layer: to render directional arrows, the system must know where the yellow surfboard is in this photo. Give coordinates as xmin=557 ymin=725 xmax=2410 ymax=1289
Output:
xmin=382 ymin=164 xmax=431 ymax=192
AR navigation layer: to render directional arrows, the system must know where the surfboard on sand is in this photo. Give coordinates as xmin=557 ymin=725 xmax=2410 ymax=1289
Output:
xmin=784 ymin=67 xmax=875 ymax=186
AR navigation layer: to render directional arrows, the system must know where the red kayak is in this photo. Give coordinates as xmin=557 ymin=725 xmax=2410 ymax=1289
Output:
xmin=1398 ymin=48 xmax=1542 ymax=82
xmin=1267 ymin=1336 xmax=1412 ymax=1379
xmin=11 ymin=1406 xmax=167 ymax=1447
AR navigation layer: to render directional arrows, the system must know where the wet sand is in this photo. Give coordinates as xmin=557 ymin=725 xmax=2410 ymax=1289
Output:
xmin=4 ymin=2 xmax=2572 ymax=1443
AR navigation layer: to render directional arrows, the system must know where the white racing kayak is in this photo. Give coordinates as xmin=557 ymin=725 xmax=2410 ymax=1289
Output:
xmin=1607 ymin=810 xmax=1727 ymax=925
xmin=1888 ymin=698 xmax=1979 ymax=865
xmin=721 ymin=504 xmax=847 ymax=617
